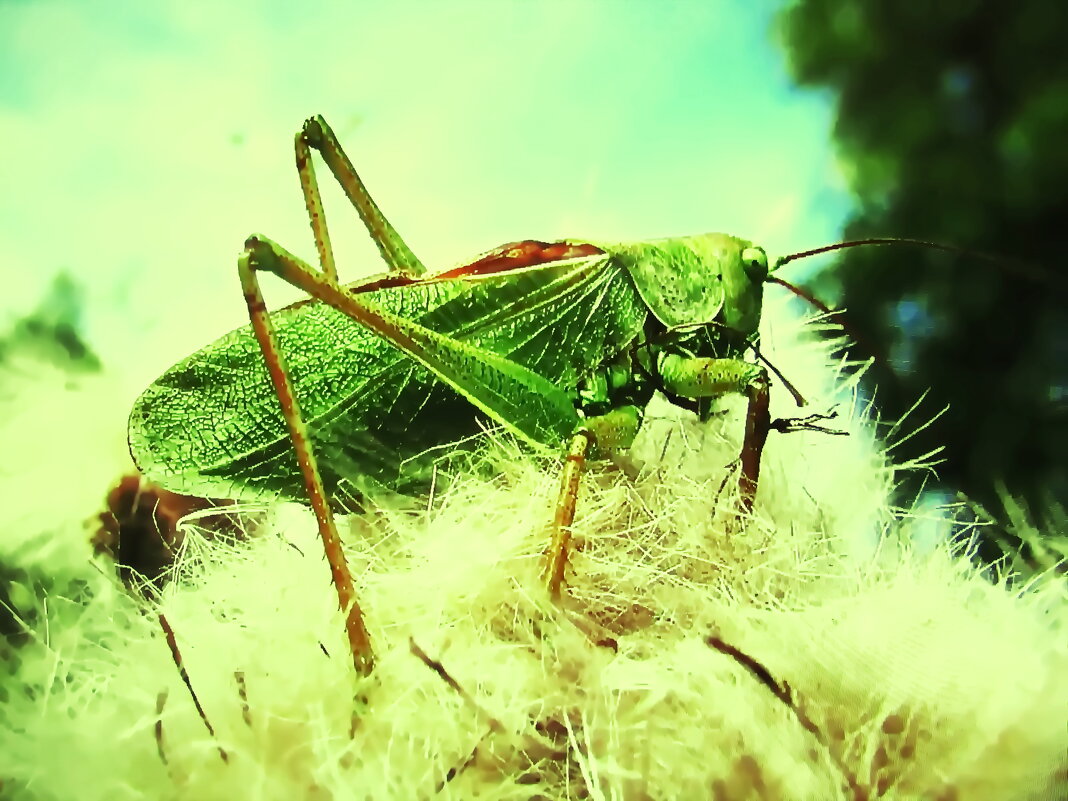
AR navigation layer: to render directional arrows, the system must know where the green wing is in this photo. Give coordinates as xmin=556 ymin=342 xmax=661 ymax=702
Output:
xmin=129 ymin=254 xmax=648 ymax=502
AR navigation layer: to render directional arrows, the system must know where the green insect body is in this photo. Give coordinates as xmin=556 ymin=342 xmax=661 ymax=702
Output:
xmin=127 ymin=115 xmax=788 ymax=674
xmin=129 ymin=233 xmax=772 ymax=507
xmin=127 ymin=116 xmax=1041 ymax=680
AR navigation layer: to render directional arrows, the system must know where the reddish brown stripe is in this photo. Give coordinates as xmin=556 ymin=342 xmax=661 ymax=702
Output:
xmin=346 ymin=274 xmax=419 ymax=294
xmin=436 ymin=240 xmax=604 ymax=279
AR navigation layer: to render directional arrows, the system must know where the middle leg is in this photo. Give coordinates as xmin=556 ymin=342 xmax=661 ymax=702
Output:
xmin=543 ymin=405 xmax=642 ymax=600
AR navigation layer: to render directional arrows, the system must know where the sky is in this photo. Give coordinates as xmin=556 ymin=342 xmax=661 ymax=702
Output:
xmin=0 ymin=0 xmax=850 ymax=394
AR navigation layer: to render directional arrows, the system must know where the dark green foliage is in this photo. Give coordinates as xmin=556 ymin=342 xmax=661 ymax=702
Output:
xmin=779 ymin=0 xmax=1068 ymax=562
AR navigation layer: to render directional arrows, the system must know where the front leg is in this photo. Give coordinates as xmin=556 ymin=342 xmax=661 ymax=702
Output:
xmin=658 ymin=354 xmax=770 ymax=514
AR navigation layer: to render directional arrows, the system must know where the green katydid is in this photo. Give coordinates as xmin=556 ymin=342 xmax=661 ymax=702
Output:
xmin=128 ymin=115 xmax=891 ymax=678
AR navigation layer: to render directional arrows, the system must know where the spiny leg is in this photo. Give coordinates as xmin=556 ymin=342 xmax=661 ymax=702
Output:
xmin=294 ymin=123 xmax=337 ymax=283
xmin=242 ymin=235 xmax=593 ymax=601
xmin=544 ymin=406 xmax=641 ymax=601
xmin=659 ymin=354 xmax=771 ymax=514
xmin=234 ymin=114 xmax=431 ymax=678
xmin=244 ymin=235 xmax=581 ymax=450
xmin=544 ymin=430 xmax=592 ymax=603
xmin=738 ymin=375 xmax=770 ymax=514
xmin=157 ymin=613 xmax=228 ymax=763
xmin=238 ymin=248 xmax=374 ymax=677
xmin=298 ymin=115 xmax=426 ymax=277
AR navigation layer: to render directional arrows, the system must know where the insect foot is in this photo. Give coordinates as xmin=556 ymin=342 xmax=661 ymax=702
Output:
xmin=770 ymin=409 xmax=848 ymax=436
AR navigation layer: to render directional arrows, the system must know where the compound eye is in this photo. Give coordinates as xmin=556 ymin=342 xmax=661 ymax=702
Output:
xmin=741 ymin=246 xmax=768 ymax=281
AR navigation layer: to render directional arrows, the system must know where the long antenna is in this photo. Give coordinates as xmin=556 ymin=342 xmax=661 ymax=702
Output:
xmin=774 ymin=237 xmax=1065 ymax=291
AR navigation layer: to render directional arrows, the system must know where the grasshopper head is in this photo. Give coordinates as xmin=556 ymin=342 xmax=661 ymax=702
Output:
xmin=615 ymin=233 xmax=768 ymax=338
xmin=689 ymin=232 xmax=768 ymax=338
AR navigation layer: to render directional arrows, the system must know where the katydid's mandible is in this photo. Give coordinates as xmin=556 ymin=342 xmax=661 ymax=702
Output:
xmin=130 ymin=116 xmax=800 ymax=677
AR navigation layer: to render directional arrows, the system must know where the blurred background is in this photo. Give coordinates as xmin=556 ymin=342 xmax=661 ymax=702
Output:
xmin=0 ymin=0 xmax=1063 ymax=568
xmin=780 ymin=0 xmax=1067 ymax=567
